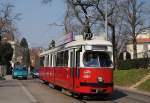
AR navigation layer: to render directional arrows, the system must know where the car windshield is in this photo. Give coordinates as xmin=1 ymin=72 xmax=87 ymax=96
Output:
xmin=83 ymin=51 xmax=112 ymax=67
xmin=14 ymin=65 xmax=27 ymax=71
xmin=14 ymin=65 xmax=22 ymax=69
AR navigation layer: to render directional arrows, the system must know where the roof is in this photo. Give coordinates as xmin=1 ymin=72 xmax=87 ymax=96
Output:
xmin=40 ymin=35 xmax=112 ymax=56
xmin=66 ymin=35 xmax=112 ymax=47
xmin=128 ymin=38 xmax=150 ymax=44
xmin=136 ymin=38 xmax=150 ymax=43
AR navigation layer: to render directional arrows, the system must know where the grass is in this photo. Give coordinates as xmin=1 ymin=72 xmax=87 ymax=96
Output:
xmin=137 ymin=78 xmax=150 ymax=92
xmin=114 ymin=69 xmax=150 ymax=87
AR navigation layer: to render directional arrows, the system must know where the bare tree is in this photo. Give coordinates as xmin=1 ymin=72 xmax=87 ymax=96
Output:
xmin=43 ymin=0 xmax=150 ymax=67
xmin=66 ymin=0 xmax=130 ymax=68
xmin=0 ymin=2 xmax=21 ymax=41
xmin=48 ymin=0 xmax=94 ymax=37
xmin=66 ymin=0 xmax=95 ymax=39
xmin=90 ymin=0 xmax=119 ymax=69
xmin=123 ymin=0 xmax=150 ymax=59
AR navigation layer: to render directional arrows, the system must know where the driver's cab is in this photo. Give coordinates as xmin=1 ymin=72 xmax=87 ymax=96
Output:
xmin=75 ymin=45 xmax=113 ymax=69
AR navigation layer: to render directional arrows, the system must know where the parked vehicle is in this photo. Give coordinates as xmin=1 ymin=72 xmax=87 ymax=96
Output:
xmin=31 ymin=69 xmax=39 ymax=78
xmin=39 ymin=35 xmax=113 ymax=97
xmin=12 ymin=65 xmax=28 ymax=79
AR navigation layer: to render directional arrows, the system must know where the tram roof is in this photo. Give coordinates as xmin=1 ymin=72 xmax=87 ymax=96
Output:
xmin=40 ymin=35 xmax=112 ymax=56
xmin=67 ymin=35 xmax=112 ymax=46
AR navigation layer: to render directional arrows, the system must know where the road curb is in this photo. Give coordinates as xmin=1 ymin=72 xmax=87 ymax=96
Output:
xmin=115 ymin=85 xmax=150 ymax=96
xmin=4 ymin=75 xmax=12 ymax=80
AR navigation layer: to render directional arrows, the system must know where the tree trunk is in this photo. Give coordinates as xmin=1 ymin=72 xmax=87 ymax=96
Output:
xmin=110 ymin=24 xmax=117 ymax=69
xmin=133 ymin=38 xmax=137 ymax=59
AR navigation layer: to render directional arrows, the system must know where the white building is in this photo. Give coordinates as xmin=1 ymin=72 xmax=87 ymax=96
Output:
xmin=2 ymin=32 xmax=23 ymax=67
xmin=8 ymin=41 xmax=23 ymax=67
xmin=127 ymin=30 xmax=150 ymax=59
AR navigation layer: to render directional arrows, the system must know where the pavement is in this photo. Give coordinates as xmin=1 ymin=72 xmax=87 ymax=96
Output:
xmin=4 ymin=75 xmax=150 ymax=97
xmin=130 ymin=73 xmax=150 ymax=89
xmin=4 ymin=75 xmax=12 ymax=80
xmin=115 ymin=85 xmax=150 ymax=97
xmin=0 ymin=80 xmax=33 ymax=103
xmin=1 ymin=77 xmax=150 ymax=103
xmin=1 ymin=75 xmax=150 ymax=103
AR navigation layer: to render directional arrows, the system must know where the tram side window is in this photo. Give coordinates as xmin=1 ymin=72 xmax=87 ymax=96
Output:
xmin=40 ymin=57 xmax=44 ymax=66
xmin=56 ymin=52 xmax=61 ymax=66
xmin=64 ymin=51 xmax=68 ymax=66
xmin=76 ymin=51 xmax=80 ymax=67
xmin=45 ymin=55 xmax=49 ymax=66
xmin=56 ymin=51 xmax=68 ymax=67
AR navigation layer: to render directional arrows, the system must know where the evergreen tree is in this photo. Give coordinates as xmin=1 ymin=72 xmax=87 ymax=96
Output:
xmin=0 ymin=42 xmax=13 ymax=65
xmin=20 ymin=37 xmax=30 ymax=67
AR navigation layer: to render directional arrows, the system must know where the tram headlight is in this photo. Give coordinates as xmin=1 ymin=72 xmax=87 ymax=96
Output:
xmin=97 ymin=76 xmax=103 ymax=82
xmin=83 ymin=70 xmax=91 ymax=78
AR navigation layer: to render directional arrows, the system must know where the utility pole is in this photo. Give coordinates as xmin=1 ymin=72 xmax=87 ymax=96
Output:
xmin=105 ymin=0 xmax=108 ymax=40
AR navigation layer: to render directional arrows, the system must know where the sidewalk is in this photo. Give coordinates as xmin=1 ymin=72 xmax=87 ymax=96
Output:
xmin=130 ymin=73 xmax=150 ymax=89
xmin=115 ymin=85 xmax=150 ymax=96
xmin=4 ymin=75 xmax=12 ymax=80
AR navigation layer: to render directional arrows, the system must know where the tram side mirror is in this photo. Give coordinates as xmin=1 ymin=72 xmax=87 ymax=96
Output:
xmin=77 ymin=46 xmax=82 ymax=52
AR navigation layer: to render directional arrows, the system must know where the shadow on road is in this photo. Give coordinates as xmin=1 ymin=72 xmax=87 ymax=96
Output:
xmin=78 ymin=89 xmax=127 ymax=101
xmin=111 ymin=90 xmax=127 ymax=100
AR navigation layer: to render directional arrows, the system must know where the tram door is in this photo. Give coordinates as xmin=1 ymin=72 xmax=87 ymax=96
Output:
xmin=69 ymin=49 xmax=75 ymax=90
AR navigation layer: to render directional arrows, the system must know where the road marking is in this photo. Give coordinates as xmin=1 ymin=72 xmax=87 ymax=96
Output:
xmin=18 ymin=81 xmax=37 ymax=103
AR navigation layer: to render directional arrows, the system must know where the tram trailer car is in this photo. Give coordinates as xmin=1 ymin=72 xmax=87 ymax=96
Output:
xmin=39 ymin=35 xmax=113 ymax=96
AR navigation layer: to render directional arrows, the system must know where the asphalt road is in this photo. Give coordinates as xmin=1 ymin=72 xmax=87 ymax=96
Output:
xmin=0 ymin=78 xmax=150 ymax=103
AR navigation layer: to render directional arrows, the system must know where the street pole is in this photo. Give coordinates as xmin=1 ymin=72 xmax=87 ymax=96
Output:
xmin=105 ymin=0 xmax=108 ymax=40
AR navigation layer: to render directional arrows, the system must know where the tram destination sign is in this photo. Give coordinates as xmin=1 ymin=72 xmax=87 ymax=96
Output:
xmin=85 ymin=45 xmax=108 ymax=51
xmin=92 ymin=45 xmax=107 ymax=51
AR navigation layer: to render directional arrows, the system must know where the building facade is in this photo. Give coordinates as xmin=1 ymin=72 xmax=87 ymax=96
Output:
xmin=30 ymin=47 xmax=43 ymax=69
xmin=127 ymin=30 xmax=150 ymax=59
xmin=1 ymin=32 xmax=23 ymax=67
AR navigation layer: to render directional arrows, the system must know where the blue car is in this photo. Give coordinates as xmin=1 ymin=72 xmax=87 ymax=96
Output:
xmin=12 ymin=65 xmax=28 ymax=79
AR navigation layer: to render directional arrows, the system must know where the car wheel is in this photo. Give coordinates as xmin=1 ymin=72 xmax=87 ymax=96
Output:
xmin=24 ymin=77 xmax=27 ymax=80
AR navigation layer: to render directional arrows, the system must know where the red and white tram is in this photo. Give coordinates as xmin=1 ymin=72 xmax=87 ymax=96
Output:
xmin=39 ymin=34 xmax=113 ymax=96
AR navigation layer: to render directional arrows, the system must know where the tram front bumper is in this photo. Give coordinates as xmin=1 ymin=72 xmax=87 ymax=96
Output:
xmin=74 ymin=82 xmax=113 ymax=95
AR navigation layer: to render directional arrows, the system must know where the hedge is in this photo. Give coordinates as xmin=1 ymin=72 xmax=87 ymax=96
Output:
xmin=118 ymin=58 xmax=150 ymax=70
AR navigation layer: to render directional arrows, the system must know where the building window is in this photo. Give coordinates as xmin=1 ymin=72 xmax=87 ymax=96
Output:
xmin=144 ymin=42 xmax=148 ymax=51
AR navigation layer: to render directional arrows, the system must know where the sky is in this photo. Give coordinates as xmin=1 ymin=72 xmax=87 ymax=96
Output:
xmin=1 ymin=0 xmax=150 ymax=48
xmin=1 ymin=0 xmax=66 ymax=48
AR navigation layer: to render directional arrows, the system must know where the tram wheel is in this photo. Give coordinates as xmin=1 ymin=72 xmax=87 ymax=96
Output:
xmin=72 ymin=93 xmax=83 ymax=99
xmin=61 ymin=88 xmax=72 ymax=96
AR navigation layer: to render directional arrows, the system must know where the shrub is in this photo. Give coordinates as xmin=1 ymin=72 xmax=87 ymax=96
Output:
xmin=118 ymin=58 xmax=150 ymax=70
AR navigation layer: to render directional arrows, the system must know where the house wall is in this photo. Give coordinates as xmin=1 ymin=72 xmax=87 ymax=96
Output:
xmin=127 ymin=43 xmax=150 ymax=59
